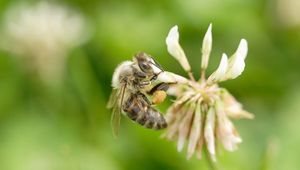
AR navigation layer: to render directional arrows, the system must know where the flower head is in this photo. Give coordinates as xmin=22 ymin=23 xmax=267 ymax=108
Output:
xmin=161 ymin=24 xmax=253 ymax=161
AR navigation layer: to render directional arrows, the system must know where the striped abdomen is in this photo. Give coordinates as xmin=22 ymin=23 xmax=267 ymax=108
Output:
xmin=123 ymin=92 xmax=167 ymax=130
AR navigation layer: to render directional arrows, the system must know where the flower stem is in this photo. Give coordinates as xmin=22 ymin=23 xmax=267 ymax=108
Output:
xmin=200 ymin=68 xmax=206 ymax=82
xmin=188 ymin=71 xmax=196 ymax=81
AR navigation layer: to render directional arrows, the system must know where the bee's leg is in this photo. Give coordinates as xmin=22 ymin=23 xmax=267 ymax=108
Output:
xmin=137 ymin=91 xmax=152 ymax=106
xmin=147 ymin=83 xmax=170 ymax=105
xmin=150 ymin=74 xmax=157 ymax=81
xmin=156 ymin=83 xmax=169 ymax=91
xmin=138 ymin=80 xmax=151 ymax=88
xmin=131 ymin=67 xmax=152 ymax=88
xmin=148 ymin=82 xmax=169 ymax=95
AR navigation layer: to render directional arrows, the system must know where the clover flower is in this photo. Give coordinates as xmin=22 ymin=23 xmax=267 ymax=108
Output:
xmin=159 ymin=24 xmax=253 ymax=161
xmin=0 ymin=1 xmax=89 ymax=84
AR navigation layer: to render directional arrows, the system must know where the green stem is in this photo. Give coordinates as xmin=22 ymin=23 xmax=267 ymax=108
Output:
xmin=199 ymin=68 xmax=207 ymax=83
xmin=188 ymin=71 xmax=196 ymax=82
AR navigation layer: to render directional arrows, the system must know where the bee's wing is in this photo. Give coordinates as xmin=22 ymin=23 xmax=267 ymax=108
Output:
xmin=111 ymin=105 xmax=121 ymax=138
xmin=107 ymin=89 xmax=118 ymax=109
xmin=111 ymin=83 xmax=127 ymax=138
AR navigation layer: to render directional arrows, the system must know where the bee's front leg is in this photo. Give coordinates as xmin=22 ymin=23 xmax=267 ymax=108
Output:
xmin=138 ymin=80 xmax=151 ymax=88
xmin=150 ymin=74 xmax=157 ymax=81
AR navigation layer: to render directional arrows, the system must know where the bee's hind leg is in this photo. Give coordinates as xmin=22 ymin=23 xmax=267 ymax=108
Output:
xmin=136 ymin=91 xmax=152 ymax=106
xmin=147 ymin=83 xmax=170 ymax=105
xmin=148 ymin=82 xmax=169 ymax=95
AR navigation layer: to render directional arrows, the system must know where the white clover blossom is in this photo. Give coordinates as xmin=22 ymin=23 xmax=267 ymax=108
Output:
xmin=0 ymin=1 xmax=90 ymax=84
xmin=160 ymin=24 xmax=253 ymax=161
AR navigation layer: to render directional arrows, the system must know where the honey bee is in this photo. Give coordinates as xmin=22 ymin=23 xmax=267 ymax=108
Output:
xmin=107 ymin=52 xmax=170 ymax=137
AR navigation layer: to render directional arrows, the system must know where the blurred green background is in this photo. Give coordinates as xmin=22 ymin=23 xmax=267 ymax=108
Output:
xmin=0 ymin=0 xmax=300 ymax=169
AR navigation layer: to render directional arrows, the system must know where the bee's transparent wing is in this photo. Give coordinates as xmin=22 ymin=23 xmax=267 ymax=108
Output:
xmin=107 ymin=89 xmax=118 ymax=109
xmin=110 ymin=84 xmax=127 ymax=138
xmin=111 ymin=104 xmax=121 ymax=138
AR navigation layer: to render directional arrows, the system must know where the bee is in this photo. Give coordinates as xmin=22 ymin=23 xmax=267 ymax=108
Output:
xmin=107 ymin=52 xmax=170 ymax=137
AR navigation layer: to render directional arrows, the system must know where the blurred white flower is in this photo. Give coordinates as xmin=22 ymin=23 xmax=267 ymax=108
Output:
xmin=0 ymin=1 xmax=90 ymax=84
xmin=276 ymin=0 xmax=300 ymax=28
xmin=161 ymin=24 xmax=253 ymax=161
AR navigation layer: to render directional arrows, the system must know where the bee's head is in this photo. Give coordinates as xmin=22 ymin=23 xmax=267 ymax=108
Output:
xmin=134 ymin=52 xmax=163 ymax=75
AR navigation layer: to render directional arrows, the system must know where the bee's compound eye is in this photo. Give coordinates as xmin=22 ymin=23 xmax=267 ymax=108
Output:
xmin=139 ymin=62 xmax=151 ymax=72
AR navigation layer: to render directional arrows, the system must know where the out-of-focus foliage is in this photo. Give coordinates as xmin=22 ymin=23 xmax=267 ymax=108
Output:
xmin=0 ymin=0 xmax=299 ymax=169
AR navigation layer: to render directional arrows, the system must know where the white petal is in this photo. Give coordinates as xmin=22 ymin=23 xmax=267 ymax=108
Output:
xmin=237 ymin=39 xmax=248 ymax=60
xmin=157 ymin=71 xmax=189 ymax=84
xmin=166 ymin=26 xmax=179 ymax=45
xmin=228 ymin=55 xmax=245 ymax=79
xmin=165 ymin=85 xmax=182 ymax=96
xmin=201 ymin=23 xmax=213 ymax=70
xmin=223 ymin=39 xmax=248 ymax=80
xmin=227 ymin=109 xmax=254 ymax=119
xmin=187 ymin=102 xmax=202 ymax=159
xmin=222 ymin=91 xmax=254 ymax=119
xmin=177 ymin=105 xmax=194 ymax=152
xmin=166 ymin=26 xmax=191 ymax=71
xmin=216 ymin=101 xmax=242 ymax=151
xmin=173 ymin=91 xmax=195 ymax=106
xmin=218 ymin=118 xmax=242 ymax=151
xmin=204 ymin=107 xmax=216 ymax=161
xmin=207 ymin=53 xmax=228 ymax=84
